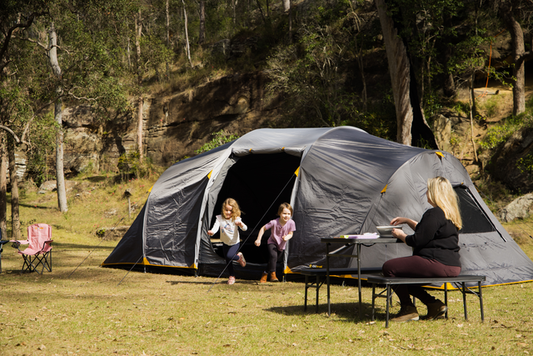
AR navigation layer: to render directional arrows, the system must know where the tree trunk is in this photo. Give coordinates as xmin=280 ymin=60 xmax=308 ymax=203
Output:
xmin=199 ymin=0 xmax=205 ymax=44
xmin=137 ymin=96 xmax=144 ymax=162
xmin=500 ymin=1 xmax=526 ymax=115
xmin=182 ymin=0 xmax=192 ymax=67
xmin=0 ymin=133 xmax=7 ymax=239
xmin=233 ymin=0 xmax=237 ymax=25
xmin=49 ymin=23 xmax=68 ymax=213
xmin=166 ymin=0 xmax=171 ymax=78
xmin=375 ymin=0 xmax=412 ymax=145
xmin=255 ymin=0 xmax=266 ymax=23
xmin=9 ymin=139 xmax=20 ymax=240
xmin=469 ymin=74 xmax=478 ymax=164
xmin=283 ymin=0 xmax=291 ymax=43
xmin=135 ymin=11 xmax=144 ymax=162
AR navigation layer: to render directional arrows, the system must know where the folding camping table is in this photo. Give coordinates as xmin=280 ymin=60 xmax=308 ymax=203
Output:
xmin=321 ymin=237 xmax=399 ymax=319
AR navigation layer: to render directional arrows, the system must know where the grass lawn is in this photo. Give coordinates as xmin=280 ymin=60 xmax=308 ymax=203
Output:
xmin=1 ymin=176 xmax=533 ymax=355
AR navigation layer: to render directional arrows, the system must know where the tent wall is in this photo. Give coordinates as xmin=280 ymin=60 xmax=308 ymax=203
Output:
xmin=103 ymin=143 xmax=230 ymax=268
xmin=289 ymin=128 xmax=426 ymax=268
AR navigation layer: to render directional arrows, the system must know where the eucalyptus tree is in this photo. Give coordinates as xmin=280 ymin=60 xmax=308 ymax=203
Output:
xmin=498 ymin=0 xmax=533 ymax=116
xmin=0 ymin=1 xmax=48 ymax=236
xmin=18 ymin=0 xmax=132 ymax=212
xmin=374 ymin=0 xmax=495 ymax=149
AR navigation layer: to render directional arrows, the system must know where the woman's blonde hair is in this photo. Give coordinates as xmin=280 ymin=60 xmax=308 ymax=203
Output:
xmin=277 ymin=202 xmax=293 ymax=216
xmin=221 ymin=198 xmax=241 ymax=220
xmin=426 ymin=177 xmax=462 ymax=230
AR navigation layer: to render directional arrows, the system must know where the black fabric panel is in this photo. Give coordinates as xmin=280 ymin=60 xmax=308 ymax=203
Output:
xmin=454 ymin=186 xmax=495 ymax=233
xmin=102 ymin=205 xmax=146 ymax=265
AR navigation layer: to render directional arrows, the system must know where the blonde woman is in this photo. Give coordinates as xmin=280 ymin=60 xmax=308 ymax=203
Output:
xmin=383 ymin=177 xmax=462 ymax=322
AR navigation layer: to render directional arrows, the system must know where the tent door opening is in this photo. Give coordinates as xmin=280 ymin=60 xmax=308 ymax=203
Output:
xmin=207 ymin=153 xmax=301 ymax=264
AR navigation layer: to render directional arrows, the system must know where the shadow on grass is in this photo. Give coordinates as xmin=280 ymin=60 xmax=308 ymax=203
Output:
xmin=17 ymin=203 xmax=56 ymax=209
xmin=53 ymin=242 xmax=116 ymax=250
xmin=267 ymin=301 xmax=394 ymax=323
xmin=84 ymin=175 xmax=109 ymax=182
xmin=166 ymin=279 xmax=266 ymax=286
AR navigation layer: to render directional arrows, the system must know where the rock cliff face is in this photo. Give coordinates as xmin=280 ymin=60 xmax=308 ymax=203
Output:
xmin=62 ymin=71 xmax=282 ymax=173
xmin=488 ymin=126 xmax=533 ymax=193
xmin=58 ymin=68 xmax=533 ymax=196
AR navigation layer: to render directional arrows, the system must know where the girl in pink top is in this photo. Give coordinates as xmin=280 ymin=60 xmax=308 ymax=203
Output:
xmin=254 ymin=202 xmax=296 ymax=283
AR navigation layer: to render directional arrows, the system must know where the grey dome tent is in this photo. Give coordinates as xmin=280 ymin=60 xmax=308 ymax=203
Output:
xmin=103 ymin=127 xmax=533 ymax=287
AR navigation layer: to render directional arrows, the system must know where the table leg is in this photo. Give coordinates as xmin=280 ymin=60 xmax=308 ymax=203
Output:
xmin=462 ymin=282 xmax=468 ymax=320
xmin=386 ymin=284 xmax=391 ymax=328
xmin=479 ymin=281 xmax=484 ymax=322
xmin=357 ymin=244 xmax=362 ymax=319
xmin=304 ymin=275 xmax=308 ymax=312
xmin=326 ymin=243 xmax=331 ymax=316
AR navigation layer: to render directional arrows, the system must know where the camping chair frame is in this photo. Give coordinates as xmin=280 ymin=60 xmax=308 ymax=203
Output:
xmin=11 ymin=224 xmax=53 ymax=274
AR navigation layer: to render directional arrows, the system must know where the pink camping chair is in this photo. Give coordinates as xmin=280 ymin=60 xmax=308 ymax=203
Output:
xmin=11 ymin=223 xmax=53 ymax=274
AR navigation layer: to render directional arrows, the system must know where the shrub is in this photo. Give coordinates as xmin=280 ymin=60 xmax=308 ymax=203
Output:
xmin=195 ymin=130 xmax=239 ymax=154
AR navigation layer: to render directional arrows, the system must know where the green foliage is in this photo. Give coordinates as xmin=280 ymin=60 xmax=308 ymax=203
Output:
xmin=117 ymin=152 xmax=141 ymax=177
xmin=117 ymin=152 xmax=159 ymax=180
xmin=518 ymin=154 xmax=533 ymax=176
xmin=266 ymin=18 xmax=355 ymax=127
xmin=25 ymin=111 xmax=57 ymax=187
xmin=423 ymin=91 xmax=444 ymax=122
xmin=478 ymin=116 xmax=526 ymax=150
xmin=526 ymin=94 xmax=533 ymax=111
xmin=478 ymin=95 xmax=501 ymax=118
xmin=195 ymin=130 xmax=239 ymax=154
xmin=452 ymin=101 xmax=470 ymax=115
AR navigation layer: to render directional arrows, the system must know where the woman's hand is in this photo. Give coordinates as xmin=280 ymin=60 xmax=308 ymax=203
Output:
xmin=254 ymin=239 xmax=261 ymax=247
xmin=392 ymin=228 xmax=407 ymax=243
xmin=390 ymin=216 xmax=418 ymax=231
xmin=390 ymin=217 xmax=405 ymax=226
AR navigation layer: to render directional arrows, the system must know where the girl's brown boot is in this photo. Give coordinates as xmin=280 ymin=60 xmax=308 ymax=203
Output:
xmin=269 ymin=272 xmax=279 ymax=282
xmin=260 ymin=272 xmax=268 ymax=283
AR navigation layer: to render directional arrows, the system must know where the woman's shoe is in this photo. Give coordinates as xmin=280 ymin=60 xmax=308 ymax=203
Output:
xmin=425 ymin=300 xmax=447 ymax=320
xmin=269 ymin=272 xmax=279 ymax=282
xmin=391 ymin=305 xmax=419 ymax=322
xmin=228 ymin=276 xmax=236 ymax=285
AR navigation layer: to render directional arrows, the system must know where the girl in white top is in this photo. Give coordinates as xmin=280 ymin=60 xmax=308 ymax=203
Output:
xmin=208 ymin=198 xmax=247 ymax=285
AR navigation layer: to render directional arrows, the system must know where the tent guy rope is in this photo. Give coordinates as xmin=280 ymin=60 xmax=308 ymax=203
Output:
xmin=69 ymin=217 xmax=125 ymax=278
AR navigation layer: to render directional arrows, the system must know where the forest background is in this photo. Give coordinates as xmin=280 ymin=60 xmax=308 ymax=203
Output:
xmin=1 ymin=0 xmax=533 ymax=238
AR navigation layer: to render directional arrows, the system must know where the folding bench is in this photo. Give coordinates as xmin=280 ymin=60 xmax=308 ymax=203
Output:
xmin=368 ymin=275 xmax=486 ymax=327
xmin=301 ymin=267 xmax=380 ymax=312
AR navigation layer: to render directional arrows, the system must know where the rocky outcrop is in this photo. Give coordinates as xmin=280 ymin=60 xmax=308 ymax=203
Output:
xmin=59 ymin=71 xmax=281 ymax=173
xmin=499 ymin=193 xmax=533 ymax=222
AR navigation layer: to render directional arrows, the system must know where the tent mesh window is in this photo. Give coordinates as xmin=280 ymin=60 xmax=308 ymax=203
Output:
xmin=454 ymin=186 xmax=495 ymax=233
